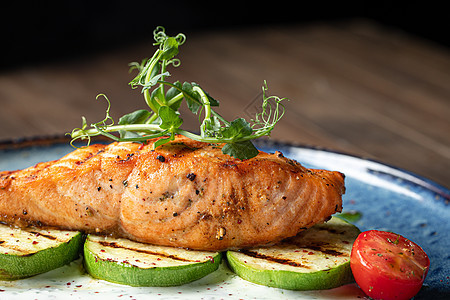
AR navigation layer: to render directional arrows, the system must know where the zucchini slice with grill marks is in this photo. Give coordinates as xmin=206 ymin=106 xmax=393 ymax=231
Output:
xmin=0 ymin=224 xmax=83 ymax=280
xmin=226 ymin=216 xmax=360 ymax=290
xmin=84 ymin=235 xmax=222 ymax=286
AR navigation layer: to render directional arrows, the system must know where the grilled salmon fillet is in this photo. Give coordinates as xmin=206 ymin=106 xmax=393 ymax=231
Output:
xmin=0 ymin=135 xmax=344 ymax=251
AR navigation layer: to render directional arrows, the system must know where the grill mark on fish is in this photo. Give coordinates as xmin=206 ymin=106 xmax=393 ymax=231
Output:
xmin=77 ymin=149 xmax=106 ymax=165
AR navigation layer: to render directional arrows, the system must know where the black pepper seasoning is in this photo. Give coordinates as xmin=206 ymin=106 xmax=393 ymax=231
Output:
xmin=186 ymin=173 xmax=196 ymax=181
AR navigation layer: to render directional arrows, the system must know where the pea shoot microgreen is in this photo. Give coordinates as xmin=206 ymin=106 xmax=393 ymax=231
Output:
xmin=69 ymin=26 xmax=286 ymax=160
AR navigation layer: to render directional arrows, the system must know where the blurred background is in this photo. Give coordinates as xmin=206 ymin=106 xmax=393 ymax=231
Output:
xmin=2 ymin=2 xmax=449 ymax=69
xmin=0 ymin=1 xmax=449 ymax=188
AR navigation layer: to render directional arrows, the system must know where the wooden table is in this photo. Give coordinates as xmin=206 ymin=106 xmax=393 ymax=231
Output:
xmin=1 ymin=20 xmax=449 ymax=189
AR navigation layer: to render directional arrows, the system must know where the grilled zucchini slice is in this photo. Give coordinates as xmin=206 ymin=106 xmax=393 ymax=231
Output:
xmin=84 ymin=235 xmax=222 ymax=286
xmin=0 ymin=224 xmax=83 ymax=280
xmin=226 ymin=216 xmax=360 ymax=290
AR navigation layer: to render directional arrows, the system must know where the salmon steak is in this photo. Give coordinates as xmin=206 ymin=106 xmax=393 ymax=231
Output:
xmin=0 ymin=135 xmax=345 ymax=251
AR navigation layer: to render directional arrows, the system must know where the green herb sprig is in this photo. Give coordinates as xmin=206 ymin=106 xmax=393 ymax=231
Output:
xmin=69 ymin=26 xmax=286 ymax=160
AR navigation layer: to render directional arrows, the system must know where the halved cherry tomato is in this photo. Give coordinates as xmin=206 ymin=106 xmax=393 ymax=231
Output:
xmin=350 ymin=230 xmax=430 ymax=300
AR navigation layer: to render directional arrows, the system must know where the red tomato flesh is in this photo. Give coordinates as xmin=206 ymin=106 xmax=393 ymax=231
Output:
xmin=350 ymin=230 xmax=430 ymax=300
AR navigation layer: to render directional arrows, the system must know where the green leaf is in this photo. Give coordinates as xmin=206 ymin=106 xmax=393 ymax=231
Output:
xmin=207 ymin=93 xmax=219 ymax=107
xmin=161 ymin=37 xmax=179 ymax=60
xmin=220 ymin=118 xmax=253 ymax=140
xmin=166 ymin=81 xmax=183 ymax=110
xmin=166 ymin=81 xmax=181 ymax=100
xmin=180 ymin=82 xmax=202 ymax=114
xmin=221 ymin=140 xmax=259 ymax=160
xmin=158 ymin=106 xmax=183 ymax=131
xmin=118 ymin=110 xmax=151 ymax=125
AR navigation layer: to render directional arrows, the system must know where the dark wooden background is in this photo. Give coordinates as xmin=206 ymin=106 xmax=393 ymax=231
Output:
xmin=1 ymin=2 xmax=449 ymax=189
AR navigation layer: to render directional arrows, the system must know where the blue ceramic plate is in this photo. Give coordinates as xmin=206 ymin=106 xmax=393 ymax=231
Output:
xmin=0 ymin=137 xmax=448 ymax=300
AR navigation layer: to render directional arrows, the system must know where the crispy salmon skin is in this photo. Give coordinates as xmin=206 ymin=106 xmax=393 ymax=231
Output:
xmin=0 ymin=136 xmax=344 ymax=251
